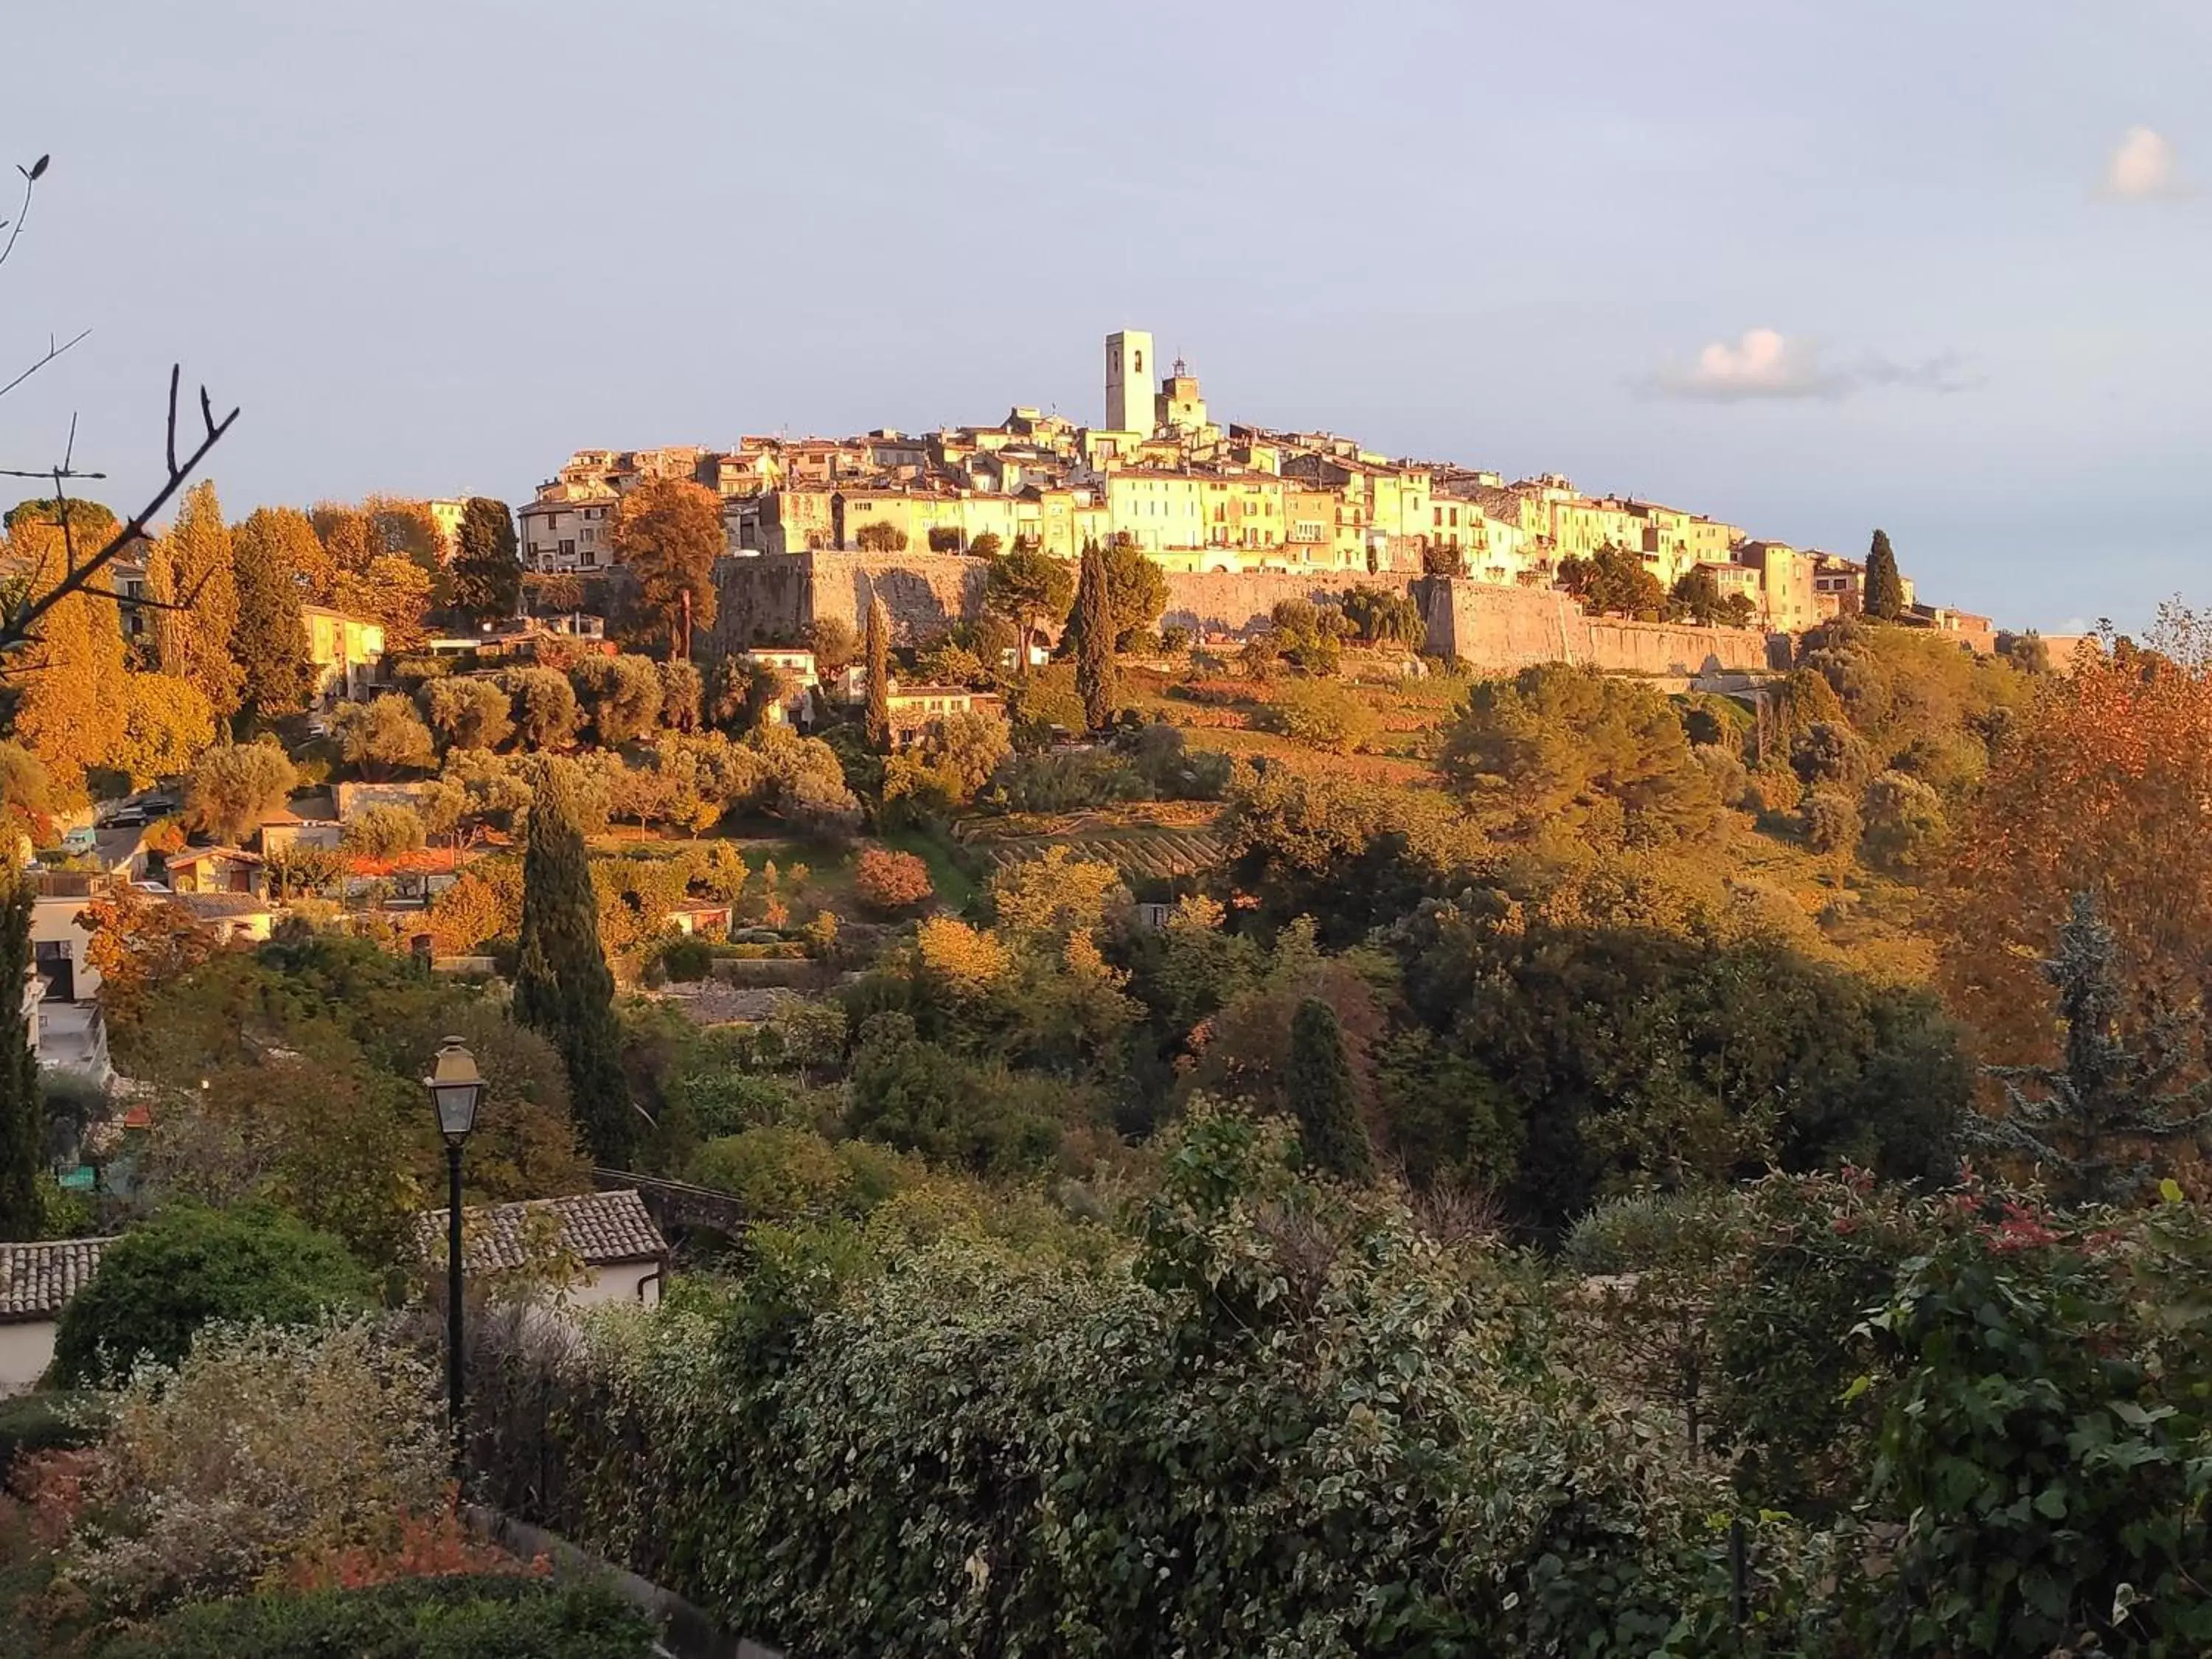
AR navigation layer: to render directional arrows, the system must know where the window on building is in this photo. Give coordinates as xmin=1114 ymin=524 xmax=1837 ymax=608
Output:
xmin=559 ymin=539 xmax=576 ymax=557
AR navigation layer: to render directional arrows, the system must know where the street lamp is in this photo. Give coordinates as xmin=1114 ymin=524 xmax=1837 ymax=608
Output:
xmin=423 ymin=1035 xmax=485 ymax=1477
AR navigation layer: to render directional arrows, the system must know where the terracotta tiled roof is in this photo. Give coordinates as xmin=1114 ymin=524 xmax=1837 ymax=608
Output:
xmin=167 ymin=845 xmax=262 ymax=867
xmin=417 ymin=1189 xmax=668 ymax=1274
xmin=0 ymin=1236 xmax=114 ymax=1322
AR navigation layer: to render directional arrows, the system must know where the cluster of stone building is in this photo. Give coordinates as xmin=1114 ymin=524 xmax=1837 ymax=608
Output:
xmin=519 ymin=328 xmax=1988 ymax=642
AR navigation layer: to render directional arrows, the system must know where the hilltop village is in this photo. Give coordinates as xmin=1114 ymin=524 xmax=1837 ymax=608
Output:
xmin=520 ymin=327 xmax=1993 ymax=653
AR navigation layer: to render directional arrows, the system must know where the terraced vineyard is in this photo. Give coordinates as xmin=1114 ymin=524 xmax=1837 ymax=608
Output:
xmin=956 ymin=807 xmax=1228 ymax=880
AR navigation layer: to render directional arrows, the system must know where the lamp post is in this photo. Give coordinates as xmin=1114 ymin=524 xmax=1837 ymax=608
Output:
xmin=423 ymin=1035 xmax=485 ymax=1478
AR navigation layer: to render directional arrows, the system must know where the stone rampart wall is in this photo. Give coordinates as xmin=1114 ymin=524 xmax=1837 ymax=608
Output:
xmin=1156 ymin=571 xmax=1370 ymax=635
xmin=1413 ymin=577 xmax=1772 ymax=676
xmin=709 ymin=554 xmax=1773 ymax=677
xmin=710 ymin=552 xmax=987 ymax=649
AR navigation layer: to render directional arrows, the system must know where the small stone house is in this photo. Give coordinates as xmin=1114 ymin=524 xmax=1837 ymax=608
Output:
xmin=418 ymin=1189 xmax=671 ymax=1311
xmin=0 ymin=1237 xmax=111 ymax=1395
xmin=164 ymin=846 xmax=266 ymax=897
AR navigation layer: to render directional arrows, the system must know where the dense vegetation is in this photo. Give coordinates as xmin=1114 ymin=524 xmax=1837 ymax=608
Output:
xmin=10 ymin=477 xmax=2212 ymax=1651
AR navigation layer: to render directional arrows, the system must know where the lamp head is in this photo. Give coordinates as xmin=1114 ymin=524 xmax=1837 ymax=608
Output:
xmin=424 ymin=1034 xmax=484 ymax=1144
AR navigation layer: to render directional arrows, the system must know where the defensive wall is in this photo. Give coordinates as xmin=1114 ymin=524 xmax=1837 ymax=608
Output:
xmin=709 ymin=552 xmax=1775 ymax=677
xmin=712 ymin=552 xmax=984 ymax=649
xmin=1411 ymin=577 xmax=1775 ymax=676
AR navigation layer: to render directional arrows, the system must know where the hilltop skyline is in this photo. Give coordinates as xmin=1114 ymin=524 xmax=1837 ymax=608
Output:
xmin=4 ymin=1 xmax=2208 ymax=633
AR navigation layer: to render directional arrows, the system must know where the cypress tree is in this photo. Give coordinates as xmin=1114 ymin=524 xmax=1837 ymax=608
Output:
xmin=1286 ymin=997 xmax=1375 ymax=1182
xmin=1074 ymin=539 xmax=1117 ymax=731
xmin=229 ymin=507 xmax=318 ymax=730
xmin=0 ymin=865 xmax=42 ymax=1239
xmin=514 ymin=770 xmax=633 ymax=1167
xmin=450 ymin=496 xmax=522 ymax=624
xmin=1864 ymin=529 xmax=1906 ymax=621
xmin=863 ymin=596 xmax=892 ymax=750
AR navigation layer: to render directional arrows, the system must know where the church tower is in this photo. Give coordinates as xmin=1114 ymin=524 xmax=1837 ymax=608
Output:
xmin=1105 ymin=329 xmax=1154 ymax=434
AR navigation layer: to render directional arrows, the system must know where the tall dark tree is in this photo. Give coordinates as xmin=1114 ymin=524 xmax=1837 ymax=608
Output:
xmin=1865 ymin=529 xmax=1906 ymax=621
xmin=863 ymin=596 xmax=891 ymax=751
xmin=1966 ymin=892 xmax=2212 ymax=1209
xmin=0 ymin=865 xmax=42 ymax=1239
xmin=1074 ymin=540 xmax=1117 ymax=731
xmin=1287 ymin=997 xmax=1375 ymax=1182
xmin=514 ymin=771 xmax=633 ymax=1166
xmin=228 ymin=507 xmax=317 ymax=731
xmin=449 ymin=496 xmax=521 ymax=624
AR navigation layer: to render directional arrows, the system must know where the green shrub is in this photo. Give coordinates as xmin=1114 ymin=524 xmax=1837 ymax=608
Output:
xmin=689 ymin=1127 xmax=852 ymax=1220
xmin=86 ymin=1574 xmax=655 ymax=1659
xmin=658 ymin=934 xmax=714 ymax=982
xmin=1259 ymin=678 xmax=1377 ymax=753
xmin=669 ymin=1068 xmax=813 ymax=1138
xmin=990 ymin=748 xmax=1142 ymax=812
xmin=834 ymin=1138 xmax=927 ymax=1211
xmin=52 ymin=1204 xmax=372 ymax=1386
xmin=844 ymin=1012 xmax=1079 ymax=1175
xmin=1857 ymin=1198 xmax=2212 ymax=1656
xmin=0 ymin=1389 xmax=107 ymax=1476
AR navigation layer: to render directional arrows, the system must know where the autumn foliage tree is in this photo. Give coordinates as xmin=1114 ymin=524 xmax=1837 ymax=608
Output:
xmin=1944 ymin=612 xmax=2212 ymax=1063
xmin=147 ymin=480 xmax=243 ymax=721
xmin=181 ymin=739 xmax=297 ymax=842
xmin=78 ymin=889 xmax=221 ymax=1028
xmin=611 ymin=479 xmax=721 ymax=658
xmin=4 ymin=517 xmax=128 ymax=797
xmin=855 ymin=847 xmax=933 ymax=913
xmin=310 ymin=501 xmax=437 ymax=652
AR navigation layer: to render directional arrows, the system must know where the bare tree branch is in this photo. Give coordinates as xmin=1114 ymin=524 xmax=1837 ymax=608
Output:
xmin=0 ymin=327 xmax=88 ymax=403
xmin=0 ymin=366 xmax=238 ymax=658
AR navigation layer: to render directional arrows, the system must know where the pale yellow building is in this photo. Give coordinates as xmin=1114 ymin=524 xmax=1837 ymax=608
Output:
xmin=1102 ymin=471 xmax=1207 ymax=564
xmin=1735 ymin=542 xmax=1818 ymax=634
xmin=301 ymin=605 xmax=386 ymax=704
xmin=832 ymin=488 xmax=1024 ymax=555
xmin=1023 ymin=486 xmax=1110 ymax=559
xmin=425 ymin=499 xmax=468 ymax=562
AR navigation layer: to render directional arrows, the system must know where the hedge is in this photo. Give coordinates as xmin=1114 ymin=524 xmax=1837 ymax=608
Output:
xmin=86 ymin=1573 xmax=655 ymax=1658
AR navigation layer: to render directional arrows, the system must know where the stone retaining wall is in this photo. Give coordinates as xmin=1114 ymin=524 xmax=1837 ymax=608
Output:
xmin=708 ymin=552 xmax=1776 ymax=677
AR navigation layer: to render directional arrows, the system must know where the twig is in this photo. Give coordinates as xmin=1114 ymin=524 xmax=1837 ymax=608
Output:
xmin=0 ymin=327 xmax=88 ymax=403
xmin=77 ymin=585 xmax=191 ymax=612
xmin=0 ymin=157 xmax=46 ymax=276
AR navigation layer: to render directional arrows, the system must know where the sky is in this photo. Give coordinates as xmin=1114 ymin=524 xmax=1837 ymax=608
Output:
xmin=2 ymin=1 xmax=2208 ymax=631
